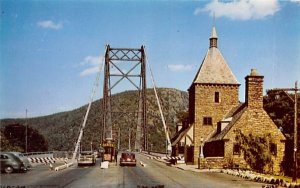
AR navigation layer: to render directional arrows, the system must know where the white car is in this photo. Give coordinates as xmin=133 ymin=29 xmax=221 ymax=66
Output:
xmin=77 ymin=151 xmax=96 ymax=166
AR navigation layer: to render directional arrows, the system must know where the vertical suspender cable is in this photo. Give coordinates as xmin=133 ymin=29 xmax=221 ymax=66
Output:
xmin=144 ymin=48 xmax=172 ymax=154
xmin=72 ymin=45 xmax=107 ymax=162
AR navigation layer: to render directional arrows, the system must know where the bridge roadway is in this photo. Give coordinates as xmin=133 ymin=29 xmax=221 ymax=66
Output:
xmin=1 ymin=153 xmax=265 ymax=188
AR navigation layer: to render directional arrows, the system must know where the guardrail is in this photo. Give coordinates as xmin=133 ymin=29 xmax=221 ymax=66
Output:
xmin=24 ymin=151 xmax=54 ymax=156
xmin=142 ymin=150 xmax=170 ymax=156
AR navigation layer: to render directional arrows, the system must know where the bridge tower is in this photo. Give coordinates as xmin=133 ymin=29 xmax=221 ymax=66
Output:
xmin=102 ymin=45 xmax=147 ymax=151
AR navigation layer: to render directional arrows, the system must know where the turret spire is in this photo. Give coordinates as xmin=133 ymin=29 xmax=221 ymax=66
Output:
xmin=209 ymin=14 xmax=218 ymax=48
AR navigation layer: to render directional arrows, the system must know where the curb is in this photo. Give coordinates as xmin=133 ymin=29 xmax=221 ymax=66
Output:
xmin=54 ymin=162 xmax=74 ymax=171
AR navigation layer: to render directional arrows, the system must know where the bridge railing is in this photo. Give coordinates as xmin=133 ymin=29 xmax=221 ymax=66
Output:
xmin=24 ymin=151 xmax=53 ymax=156
xmin=24 ymin=151 xmax=74 ymax=158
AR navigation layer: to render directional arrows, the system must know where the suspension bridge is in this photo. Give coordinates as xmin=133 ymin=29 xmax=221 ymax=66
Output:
xmin=71 ymin=45 xmax=171 ymax=162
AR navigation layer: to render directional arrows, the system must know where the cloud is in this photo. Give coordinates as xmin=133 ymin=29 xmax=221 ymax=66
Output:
xmin=79 ymin=56 xmax=103 ymax=77
xmin=290 ymin=0 xmax=300 ymax=4
xmin=195 ymin=0 xmax=280 ymax=20
xmin=37 ymin=20 xmax=63 ymax=30
xmin=167 ymin=64 xmax=194 ymax=72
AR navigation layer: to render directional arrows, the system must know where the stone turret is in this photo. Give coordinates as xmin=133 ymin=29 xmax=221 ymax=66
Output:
xmin=209 ymin=26 xmax=218 ymax=48
xmin=189 ymin=25 xmax=240 ymax=163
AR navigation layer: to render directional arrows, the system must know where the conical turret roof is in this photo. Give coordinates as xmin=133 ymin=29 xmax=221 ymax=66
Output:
xmin=192 ymin=26 xmax=239 ymax=85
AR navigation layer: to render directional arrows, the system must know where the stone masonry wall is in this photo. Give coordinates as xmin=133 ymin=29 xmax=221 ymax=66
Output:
xmin=201 ymin=73 xmax=286 ymax=175
xmin=199 ymin=157 xmax=228 ymax=169
xmin=223 ymin=109 xmax=286 ymax=174
xmin=193 ymin=83 xmax=239 ymax=163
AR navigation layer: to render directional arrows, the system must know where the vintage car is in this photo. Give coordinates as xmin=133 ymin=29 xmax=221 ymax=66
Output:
xmin=77 ymin=151 xmax=96 ymax=166
xmin=119 ymin=152 xmax=136 ymax=166
xmin=0 ymin=152 xmax=27 ymax=173
xmin=9 ymin=152 xmax=31 ymax=169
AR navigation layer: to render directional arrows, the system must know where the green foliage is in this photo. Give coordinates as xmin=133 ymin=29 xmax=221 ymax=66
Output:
xmin=264 ymin=91 xmax=300 ymax=138
xmin=234 ymin=129 xmax=273 ymax=173
xmin=2 ymin=123 xmax=48 ymax=152
xmin=176 ymin=111 xmax=189 ymax=123
xmin=0 ymin=88 xmax=188 ymax=153
xmin=264 ymin=91 xmax=300 ymax=176
xmin=0 ymin=132 xmax=23 ymax=152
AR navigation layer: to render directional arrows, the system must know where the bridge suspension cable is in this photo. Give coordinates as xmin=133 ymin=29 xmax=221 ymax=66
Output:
xmin=144 ymin=48 xmax=172 ymax=154
xmin=71 ymin=45 xmax=107 ymax=162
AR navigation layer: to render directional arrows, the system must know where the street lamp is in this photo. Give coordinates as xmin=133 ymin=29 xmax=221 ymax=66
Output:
xmin=198 ymin=137 xmax=204 ymax=169
xmin=200 ymin=137 xmax=204 ymax=158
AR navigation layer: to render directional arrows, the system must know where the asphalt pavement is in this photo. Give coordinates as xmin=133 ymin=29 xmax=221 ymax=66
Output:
xmin=0 ymin=153 xmax=266 ymax=188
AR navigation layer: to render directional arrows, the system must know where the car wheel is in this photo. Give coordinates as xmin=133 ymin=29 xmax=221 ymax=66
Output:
xmin=4 ymin=166 xmax=13 ymax=174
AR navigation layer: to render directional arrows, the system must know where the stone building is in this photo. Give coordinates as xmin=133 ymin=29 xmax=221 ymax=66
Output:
xmin=171 ymin=120 xmax=194 ymax=163
xmin=177 ymin=25 xmax=286 ymax=174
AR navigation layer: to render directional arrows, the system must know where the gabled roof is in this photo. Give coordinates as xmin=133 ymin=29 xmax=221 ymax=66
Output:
xmin=192 ymin=26 xmax=239 ymax=85
xmin=171 ymin=125 xmax=193 ymax=146
xmin=207 ymin=103 xmax=247 ymax=142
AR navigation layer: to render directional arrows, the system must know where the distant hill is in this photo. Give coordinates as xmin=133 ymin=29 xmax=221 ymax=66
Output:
xmin=0 ymin=88 xmax=188 ymax=152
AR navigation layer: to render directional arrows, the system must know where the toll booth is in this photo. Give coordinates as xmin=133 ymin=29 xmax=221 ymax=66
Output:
xmin=102 ymin=141 xmax=115 ymax=162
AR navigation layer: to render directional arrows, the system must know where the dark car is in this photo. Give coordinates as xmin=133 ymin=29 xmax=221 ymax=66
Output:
xmin=0 ymin=152 xmax=27 ymax=174
xmin=9 ymin=152 xmax=31 ymax=169
xmin=119 ymin=152 xmax=136 ymax=166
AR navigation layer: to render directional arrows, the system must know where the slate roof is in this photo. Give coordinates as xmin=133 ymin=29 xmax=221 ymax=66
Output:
xmin=192 ymin=27 xmax=239 ymax=85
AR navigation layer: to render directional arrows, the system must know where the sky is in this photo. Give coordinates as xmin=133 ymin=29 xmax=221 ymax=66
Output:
xmin=1 ymin=0 xmax=300 ymax=119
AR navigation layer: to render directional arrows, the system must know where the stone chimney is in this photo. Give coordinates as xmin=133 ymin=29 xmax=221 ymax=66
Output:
xmin=245 ymin=69 xmax=264 ymax=109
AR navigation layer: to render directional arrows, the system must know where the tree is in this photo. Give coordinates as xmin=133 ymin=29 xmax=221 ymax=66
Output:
xmin=234 ymin=129 xmax=273 ymax=173
xmin=264 ymin=91 xmax=300 ymax=176
xmin=264 ymin=91 xmax=296 ymax=138
xmin=176 ymin=111 xmax=189 ymax=123
xmin=0 ymin=132 xmax=23 ymax=152
xmin=3 ymin=123 xmax=48 ymax=152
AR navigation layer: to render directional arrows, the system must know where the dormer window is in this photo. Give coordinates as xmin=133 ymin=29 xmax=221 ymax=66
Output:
xmin=215 ymin=92 xmax=220 ymax=103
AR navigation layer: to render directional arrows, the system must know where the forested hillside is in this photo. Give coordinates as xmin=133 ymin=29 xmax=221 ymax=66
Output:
xmin=0 ymin=88 xmax=188 ymax=152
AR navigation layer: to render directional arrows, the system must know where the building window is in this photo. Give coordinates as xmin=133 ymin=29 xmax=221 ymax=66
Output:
xmin=233 ymin=144 xmax=241 ymax=155
xmin=215 ymin=92 xmax=220 ymax=103
xmin=203 ymin=117 xmax=212 ymax=125
xmin=270 ymin=143 xmax=277 ymax=156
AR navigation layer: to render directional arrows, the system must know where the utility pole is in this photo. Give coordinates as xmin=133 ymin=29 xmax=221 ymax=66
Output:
xmin=118 ymin=128 xmax=120 ymax=150
xmin=294 ymin=81 xmax=298 ymax=182
xmin=25 ymin=109 xmax=28 ymax=153
xmin=128 ymin=128 xmax=131 ymax=151
xmin=268 ymin=81 xmax=299 ymax=182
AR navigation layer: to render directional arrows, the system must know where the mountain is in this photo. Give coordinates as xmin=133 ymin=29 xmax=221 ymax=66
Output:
xmin=0 ymin=88 xmax=188 ymax=153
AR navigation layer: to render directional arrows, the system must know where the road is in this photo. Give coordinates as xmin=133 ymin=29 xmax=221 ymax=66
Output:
xmin=1 ymin=153 xmax=266 ymax=188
